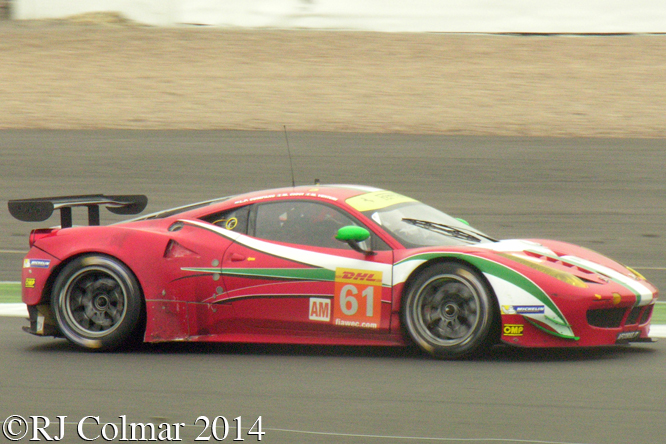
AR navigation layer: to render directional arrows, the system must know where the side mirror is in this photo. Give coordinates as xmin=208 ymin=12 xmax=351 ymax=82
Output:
xmin=335 ymin=226 xmax=375 ymax=255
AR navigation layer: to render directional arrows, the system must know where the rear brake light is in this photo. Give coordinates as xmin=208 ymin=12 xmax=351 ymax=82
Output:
xmin=29 ymin=228 xmax=57 ymax=248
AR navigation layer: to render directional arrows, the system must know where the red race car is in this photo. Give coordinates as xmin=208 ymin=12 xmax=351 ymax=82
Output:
xmin=8 ymin=185 xmax=659 ymax=358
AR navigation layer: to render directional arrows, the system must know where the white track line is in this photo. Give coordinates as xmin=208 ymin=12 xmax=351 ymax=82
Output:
xmin=649 ymin=325 xmax=666 ymax=338
xmin=1 ymin=303 xmax=665 ymax=337
xmin=24 ymin=421 xmax=603 ymax=444
xmin=0 ymin=303 xmax=28 ymax=317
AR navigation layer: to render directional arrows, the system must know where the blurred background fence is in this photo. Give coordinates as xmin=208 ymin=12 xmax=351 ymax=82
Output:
xmin=0 ymin=0 xmax=9 ymax=20
xmin=8 ymin=0 xmax=666 ymax=32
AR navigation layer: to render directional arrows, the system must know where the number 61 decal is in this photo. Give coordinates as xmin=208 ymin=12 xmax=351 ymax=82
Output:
xmin=333 ymin=268 xmax=383 ymax=328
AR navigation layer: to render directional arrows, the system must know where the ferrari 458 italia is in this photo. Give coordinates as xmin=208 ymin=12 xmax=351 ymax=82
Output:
xmin=8 ymin=185 xmax=658 ymax=358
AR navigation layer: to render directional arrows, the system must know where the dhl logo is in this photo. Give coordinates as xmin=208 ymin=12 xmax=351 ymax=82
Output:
xmin=335 ymin=268 xmax=382 ymax=285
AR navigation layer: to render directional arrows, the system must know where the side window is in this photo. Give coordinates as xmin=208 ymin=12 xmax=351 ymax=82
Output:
xmin=253 ymin=201 xmax=360 ymax=249
xmin=202 ymin=206 xmax=250 ymax=233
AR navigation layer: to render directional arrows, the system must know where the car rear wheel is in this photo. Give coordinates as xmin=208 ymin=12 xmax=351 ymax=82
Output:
xmin=51 ymin=255 xmax=143 ymax=351
xmin=402 ymin=262 xmax=497 ymax=359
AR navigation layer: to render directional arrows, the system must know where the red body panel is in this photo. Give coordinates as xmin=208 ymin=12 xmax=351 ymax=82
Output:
xmin=18 ymin=185 xmax=658 ymax=350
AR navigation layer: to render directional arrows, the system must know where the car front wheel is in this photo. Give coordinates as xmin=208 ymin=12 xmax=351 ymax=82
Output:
xmin=51 ymin=255 xmax=144 ymax=351
xmin=402 ymin=262 xmax=497 ymax=359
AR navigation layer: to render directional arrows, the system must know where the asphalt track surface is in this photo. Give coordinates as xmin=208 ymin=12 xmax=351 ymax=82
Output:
xmin=1 ymin=131 xmax=666 ymax=443
xmin=1 ymin=318 xmax=666 ymax=444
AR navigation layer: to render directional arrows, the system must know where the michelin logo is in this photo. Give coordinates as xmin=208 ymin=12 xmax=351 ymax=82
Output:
xmin=501 ymin=305 xmax=545 ymax=315
xmin=23 ymin=259 xmax=51 ymax=269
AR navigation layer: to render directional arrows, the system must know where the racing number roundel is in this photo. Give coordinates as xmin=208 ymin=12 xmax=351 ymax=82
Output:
xmin=333 ymin=268 xmax=382 ymax=329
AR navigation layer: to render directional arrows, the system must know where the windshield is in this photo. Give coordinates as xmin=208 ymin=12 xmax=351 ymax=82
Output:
xmin=364 ymin=202 xmax=495 ymax=248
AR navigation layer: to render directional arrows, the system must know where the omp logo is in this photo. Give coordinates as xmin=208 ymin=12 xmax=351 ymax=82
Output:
xmin=503 ymin=324 xmax=524 ymax=336
xmin=336 ymin=268 xmax=382 ymax=284
xmin=309 ymin=298 xmax=331 ymax=322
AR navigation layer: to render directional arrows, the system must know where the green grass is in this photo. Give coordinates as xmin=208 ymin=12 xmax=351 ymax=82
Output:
xmin=1 ymin=281 xmax=665 ymax=323
xmin=0 ymin=282 xmax=21 ymax=303
xmin=651 ymin=303 xmax=666 ymax=324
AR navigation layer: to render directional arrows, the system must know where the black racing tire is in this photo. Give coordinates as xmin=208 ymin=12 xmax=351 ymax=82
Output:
xmin=51 ymin=255 xmax=144 ymax=351
xmin=402 ymin=262 xmax=497 ymax=359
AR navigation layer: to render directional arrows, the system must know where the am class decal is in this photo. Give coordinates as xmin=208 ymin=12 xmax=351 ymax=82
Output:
xmin=309 ymin=298 xmax=331 ymax=322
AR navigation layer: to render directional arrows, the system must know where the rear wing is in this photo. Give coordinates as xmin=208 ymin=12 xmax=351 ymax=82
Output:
xmin=8 ymin=195 xmax=148 ymax=228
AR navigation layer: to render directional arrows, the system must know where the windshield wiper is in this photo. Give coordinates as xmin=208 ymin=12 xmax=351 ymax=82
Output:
xmin=401 ymin=218 xmax=489 ymax=243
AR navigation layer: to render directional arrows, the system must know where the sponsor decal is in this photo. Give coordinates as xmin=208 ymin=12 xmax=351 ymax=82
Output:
xmin=23 ymin=259 xmax=51 ymax=269
xmin=334 ymin=318 xmax=378 ymax=329
xmin=234 ymin=191 xmax=338 ymax=205
xmin=501 ymin=305 xmax=545 ymax=315
xmin=333 ymin=267 xmax=382 ymax=329
xmin=345 ymin=191 xmax=416 ymax=212
xmin=617 ymin=330 xmax=640 ymax=341
xmin=25 ymin=278 xmax=36 ymax=288
xmin=336 ymin=269 xmax=382 ymax=285
xmin=503 ymin=324 xmax=524 ymax=336
xmin=309 ymin=298 xmax=331 ymax=322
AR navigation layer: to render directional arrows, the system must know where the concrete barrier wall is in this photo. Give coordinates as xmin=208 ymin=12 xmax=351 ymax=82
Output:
xmin=13 ymin=0 xmax=666 ymax=32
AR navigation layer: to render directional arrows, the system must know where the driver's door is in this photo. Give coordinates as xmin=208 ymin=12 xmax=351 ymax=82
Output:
xmin=221 ymin=200 xmax=394 ymax=336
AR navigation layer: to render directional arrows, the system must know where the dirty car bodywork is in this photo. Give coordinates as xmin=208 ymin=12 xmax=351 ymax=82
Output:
xmin=9 ymin=186 xmax=658 ymax=358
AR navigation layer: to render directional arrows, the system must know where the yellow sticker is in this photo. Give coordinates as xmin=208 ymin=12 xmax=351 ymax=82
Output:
xmin=225 ymin=217 xmax=238 ymax=230
xmin=503 ymin=324 xmax=524 ymax=336
xmin=345 ymin=191 xmax=416 ymax=212
xmin=612 ymin=293 xmax=622 ymax=305
xmin=25 ymin=278 xmax=36 ymax=288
